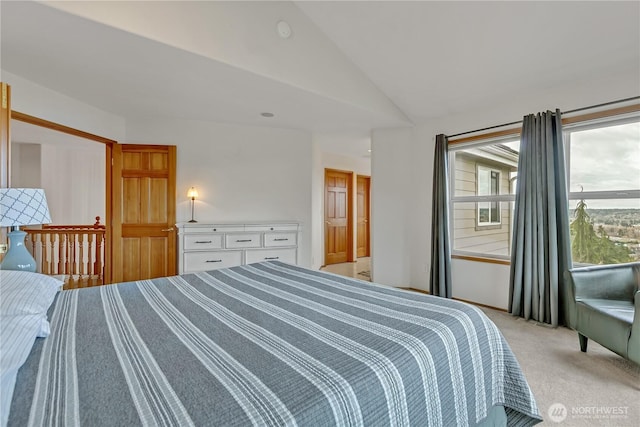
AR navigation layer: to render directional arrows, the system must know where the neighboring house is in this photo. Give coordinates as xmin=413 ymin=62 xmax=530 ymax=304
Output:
xmin=452 ymin=145 xmax=518 ymax=257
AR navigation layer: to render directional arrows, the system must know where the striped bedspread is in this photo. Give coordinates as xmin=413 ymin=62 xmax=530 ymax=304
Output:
xmin=10 ymin=261 xmax=541 ymax=426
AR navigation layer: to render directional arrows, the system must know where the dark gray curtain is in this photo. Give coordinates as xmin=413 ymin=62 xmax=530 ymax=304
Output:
xmin=509 ymin=110 xmax=572 ymax=327
xmin=430 ymin=134 xmax=452 ymax=298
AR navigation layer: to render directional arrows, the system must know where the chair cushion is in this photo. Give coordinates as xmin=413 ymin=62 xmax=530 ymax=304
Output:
xmin=579 ymin=299 xmax=634 ymax=324
xmin=576 ymin=299 xmax=633 ymax=358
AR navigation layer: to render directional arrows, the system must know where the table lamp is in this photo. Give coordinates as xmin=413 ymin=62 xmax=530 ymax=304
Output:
xmin=188 ymin=187 xmax=198 ymax=223
xmin=0 ymin=188 xmax=52 ymax=272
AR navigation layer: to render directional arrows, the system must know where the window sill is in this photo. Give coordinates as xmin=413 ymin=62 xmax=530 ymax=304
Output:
xmin=475 ymin=223 xmax=502 ymax=231
xmin=452 ymin=254 xmax=511 ymax=266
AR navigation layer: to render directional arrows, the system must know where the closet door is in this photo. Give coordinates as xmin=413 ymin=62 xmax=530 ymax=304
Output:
xmin=111 ymin=144 xmax=176 ymax=282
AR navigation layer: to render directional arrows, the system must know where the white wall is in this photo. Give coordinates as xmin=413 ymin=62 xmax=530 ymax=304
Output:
xmin=40 ymin=144 xmax=105 ymax=225
xmin=371 ymin=68 xmax=640 ymax=308
xmin=125 ymin=118 xmax=314 ymax=268
xmin=10 ymin=143 xmax=41 ymax=188
xmin=451 ymin=259 xmax=510 ymax=309
xmin=10 ymin=141 xmax=105 ymax=225
xmin=371 ymin=127 xmax=412 ymax=287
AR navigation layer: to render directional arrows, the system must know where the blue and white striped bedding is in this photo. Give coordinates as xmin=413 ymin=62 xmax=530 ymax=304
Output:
xmin=9 ymin=261 xmax=541 ymax=426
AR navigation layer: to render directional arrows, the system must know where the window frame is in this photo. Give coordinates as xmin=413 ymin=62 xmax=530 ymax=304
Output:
xmin=448 ymin=135 xmax=519 ymax=261
xmin=476 ymin=164 xmax=502 ymax=227
xmin=564 ymin=114 xmax=640 ymax=204
xmin=563 ymin=114 xmax=640 ymax=266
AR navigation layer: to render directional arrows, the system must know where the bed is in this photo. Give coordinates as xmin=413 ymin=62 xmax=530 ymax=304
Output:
xmin=2 ymin=261 xmax=542 ymax=426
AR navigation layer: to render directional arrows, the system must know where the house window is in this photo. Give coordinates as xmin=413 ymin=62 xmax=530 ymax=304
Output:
xmin=564 ymin=115 xmax=640 ymax=265
xmin=477 ymin=166 xmax=501 ymax=226
xmin=449 ymin=137 xmax=519 ymax=259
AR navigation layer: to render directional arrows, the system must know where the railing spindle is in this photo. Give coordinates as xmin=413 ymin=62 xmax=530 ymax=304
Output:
xmin=58 ymin=233 xmax=65 ymax=275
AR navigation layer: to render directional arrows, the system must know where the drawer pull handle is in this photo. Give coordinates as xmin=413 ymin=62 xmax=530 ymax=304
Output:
xmin=264 ymin=257 xmax=280 ymax=260
xmin=206 ymin=259 xmax=223 ymax=263
xmin=236 ymin=239 xmax=252 ymax=242
xmin=195 ymin=240 xmax=212 ymax=244
xmin=273 ymin=238 xmax=289 ymax=241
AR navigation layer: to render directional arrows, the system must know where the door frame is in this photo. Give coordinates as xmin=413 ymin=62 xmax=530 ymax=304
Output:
xmin=10 ymin=111 xmax=117 ymax=283
xmin=0 ymin=84 xmax=11 ymax=254
xmin=324 ymin=168 xmax=354 ymax=265
xmin=1 ymin=84 xmax=11 ymax=189
xmin=356 ymin=174 xmax=371 ymax=258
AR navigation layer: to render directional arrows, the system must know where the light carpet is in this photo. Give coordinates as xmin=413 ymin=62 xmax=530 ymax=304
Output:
xmin=482 ymin=308 xmax=639 ymax=426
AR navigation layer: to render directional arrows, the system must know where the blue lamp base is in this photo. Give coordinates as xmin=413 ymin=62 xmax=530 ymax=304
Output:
xmin=0 ymin=230 xmax=37 ymax=272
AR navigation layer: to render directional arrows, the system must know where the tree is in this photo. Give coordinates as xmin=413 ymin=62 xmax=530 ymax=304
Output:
xmin=570 ymin=199 xmax=632 ymax=264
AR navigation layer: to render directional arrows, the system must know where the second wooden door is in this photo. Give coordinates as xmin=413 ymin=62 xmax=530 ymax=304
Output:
xmin=356 ymin=175 xmax=370 ymax=257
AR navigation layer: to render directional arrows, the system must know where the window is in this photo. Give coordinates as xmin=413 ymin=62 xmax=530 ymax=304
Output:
xmin=565 ymin=115 xmax=640 ymax=265
xmin=477 ymin=166 xmax=501 ymax=226
xmin=449 ymin=137 xmax=519 ymax=259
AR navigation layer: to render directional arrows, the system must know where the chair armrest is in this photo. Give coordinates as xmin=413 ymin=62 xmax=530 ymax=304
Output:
xmin=568 ymin=262 xmax=639 ymax=301
xmin=628 ymin=290 xmax=640 ymax=364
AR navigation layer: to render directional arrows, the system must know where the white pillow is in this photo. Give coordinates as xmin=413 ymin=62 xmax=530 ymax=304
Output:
xmin=0 ymin=270 xmax=62 ymax=316
xmin=0 ymin=270 xmax=62 ymax=339
xmin=0 ymin=314 xmax=44 ymax=427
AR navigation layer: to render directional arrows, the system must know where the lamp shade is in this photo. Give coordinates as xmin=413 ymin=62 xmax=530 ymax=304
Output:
xmin=0 ymin=188 xmax=52 ymax=227
xmin=187 ymin=187 xmax=198 ymax=199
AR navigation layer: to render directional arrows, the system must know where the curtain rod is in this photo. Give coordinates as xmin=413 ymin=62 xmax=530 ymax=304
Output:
xmin=447 ymin=96 xmax=640 ymax=139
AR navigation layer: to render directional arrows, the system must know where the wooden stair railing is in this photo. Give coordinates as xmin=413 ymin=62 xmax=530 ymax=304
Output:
xmin=24 ymin=216 xmax=105 ymax=289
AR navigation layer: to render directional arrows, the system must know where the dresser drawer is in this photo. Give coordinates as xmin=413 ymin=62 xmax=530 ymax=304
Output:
xmin=245 ymin=224 xmax=299 ymax=232
xmin=245 ymin=248 xmax=297 ymax=265
xmin=184 ymin=234 xmax=223 ymax=250
xmin=184 ymin=251 xmax=242 ymax=272
xmin=225 ymin=233 xmax=261 ymax=249
xmin=263 ymin=232 xmax=297 ymax=247
xmin=182 ymin=225 xmax=244 ymax=233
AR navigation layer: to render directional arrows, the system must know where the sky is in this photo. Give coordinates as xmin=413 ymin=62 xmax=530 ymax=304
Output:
xmin=569 ymin=120 xmax=640 ymax=209
xmin=498 ymin=120 xmax=640 ymax=210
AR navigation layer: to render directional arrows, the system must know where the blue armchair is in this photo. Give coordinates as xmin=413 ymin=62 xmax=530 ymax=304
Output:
xmin=565 ymin=262 xmax=639 ymax=365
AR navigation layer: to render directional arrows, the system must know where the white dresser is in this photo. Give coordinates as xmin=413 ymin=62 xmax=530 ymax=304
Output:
xmin=177 ymin=222 xmax=300 ymax=274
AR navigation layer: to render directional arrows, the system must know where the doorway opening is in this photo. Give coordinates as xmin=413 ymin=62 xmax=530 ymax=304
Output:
xmin=9 ymin=111 xmax=114 ymax=286
xmin=322 ymin=169 xmax=371 ymax=281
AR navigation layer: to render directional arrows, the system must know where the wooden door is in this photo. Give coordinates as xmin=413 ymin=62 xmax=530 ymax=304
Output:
xmin=111 ymin=144 xmax=177 ymax=283
xmin=356 ymin=175 xmax=370 ymax=257
xmin=325 ymin=169 xmax=352 ymax=265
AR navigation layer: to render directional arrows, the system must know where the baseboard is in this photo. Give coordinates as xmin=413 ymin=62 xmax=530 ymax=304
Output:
xmin=452 ymin=297 xmax=507 ymax=313
xmin=401 ymin=288 xmax=507 ymax=313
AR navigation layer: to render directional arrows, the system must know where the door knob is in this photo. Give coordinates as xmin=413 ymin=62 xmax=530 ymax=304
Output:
xmin=162 ymin=227 xmax=175 ymax=232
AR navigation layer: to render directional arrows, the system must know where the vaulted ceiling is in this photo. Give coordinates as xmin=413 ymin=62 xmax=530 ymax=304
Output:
xmin=2 ymin=1 xmax=639 ymax=133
